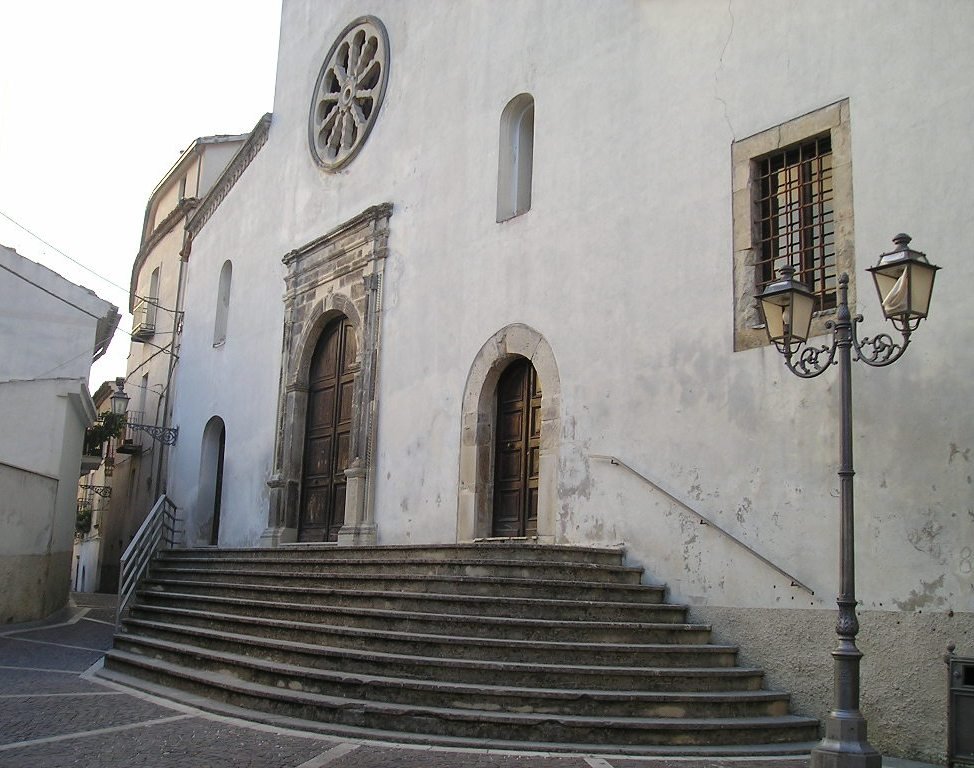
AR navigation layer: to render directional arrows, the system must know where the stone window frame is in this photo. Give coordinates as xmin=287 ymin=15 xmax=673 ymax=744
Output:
xmin=732 ymin=99 xmax=854 ymax=352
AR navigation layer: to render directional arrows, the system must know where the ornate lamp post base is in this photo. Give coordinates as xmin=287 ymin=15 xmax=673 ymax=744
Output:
xmin=811 ymin=712 xmax=882 ymax=768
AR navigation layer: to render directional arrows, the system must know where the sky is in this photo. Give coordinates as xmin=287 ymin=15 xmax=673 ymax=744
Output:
xmin=0 ymin=1 xmax=282 ymax=389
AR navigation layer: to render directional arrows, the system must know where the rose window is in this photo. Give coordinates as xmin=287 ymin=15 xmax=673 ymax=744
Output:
xmin=309 ymin=17 xmax=389 ymax=171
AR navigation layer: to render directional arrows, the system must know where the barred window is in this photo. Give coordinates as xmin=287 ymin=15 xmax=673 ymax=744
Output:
xmin=731 ymin=100 xmax=853 ymax=352
xmin=756 ymin=136 xmax=835 ymax=312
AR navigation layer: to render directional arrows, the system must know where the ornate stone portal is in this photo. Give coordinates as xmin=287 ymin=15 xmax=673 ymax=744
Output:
xmin=263 ymin=204 xmax=392 ymax=546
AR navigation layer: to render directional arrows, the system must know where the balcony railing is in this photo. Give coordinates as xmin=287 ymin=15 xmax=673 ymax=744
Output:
xmin=131 ymin=298 xmax=157 ymax=341
xmin=116 ymin=410 xmax=145 ymax=454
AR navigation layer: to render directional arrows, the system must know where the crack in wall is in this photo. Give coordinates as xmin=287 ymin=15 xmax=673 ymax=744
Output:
xmin=714 ymin=0 xmax=736 ymax=139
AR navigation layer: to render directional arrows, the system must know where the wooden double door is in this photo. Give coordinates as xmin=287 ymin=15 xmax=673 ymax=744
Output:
xmin=492 ymin=358 xmax=542 ymax=537
xmin=299 ymin=316 xmax=355 ymax=542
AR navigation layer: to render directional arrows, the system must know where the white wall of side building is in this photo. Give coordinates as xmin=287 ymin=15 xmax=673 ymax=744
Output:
xmin=0 ymin=245 xmax=118 ymax=622
xmin=167 ymin=3 xmax=974 ymax=760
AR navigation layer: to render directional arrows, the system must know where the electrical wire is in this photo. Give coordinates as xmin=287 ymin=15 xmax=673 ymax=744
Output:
xmin=122 ymin=342 xmax=178 ymax=383
xmin=0 ymin=261 xmax=106 ymax=321
xmin=1 ymin=257 xmax=177 ymax=360
xmin=0 ymin=208 xmax=179 ymax=314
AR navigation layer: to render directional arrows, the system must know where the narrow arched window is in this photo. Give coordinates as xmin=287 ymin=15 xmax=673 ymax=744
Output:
xmin=496 ymin=94 xmax=535 ymax=222
xmin=146 ymin=266 xmax=160 ymax=328
xmin=213 ymin=260 xmax=232 ymax=346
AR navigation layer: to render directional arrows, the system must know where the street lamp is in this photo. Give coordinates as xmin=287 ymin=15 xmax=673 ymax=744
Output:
xmin=758 ymin=234 xmax=939 ymax=768
xmin=110 ymin=378 xmax=130 ymax=418
xmin=111 ymin=377 xmax=179 ymax=446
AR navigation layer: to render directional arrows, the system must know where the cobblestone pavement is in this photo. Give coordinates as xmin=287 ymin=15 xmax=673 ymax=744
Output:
xmin=0 ymin=594 xmax=928 ymax=768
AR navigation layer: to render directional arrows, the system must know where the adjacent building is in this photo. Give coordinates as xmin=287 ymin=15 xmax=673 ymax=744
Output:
xmin=72 ymin=380 xmax=117 ymax=593
xmin=0 ymin=244 xmax=119 ymax=623
xmin=98 ymin=134 xmax=247 ymax=591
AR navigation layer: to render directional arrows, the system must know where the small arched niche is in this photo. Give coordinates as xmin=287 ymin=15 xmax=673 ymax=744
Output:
xmin=213 ymin=260 xmax=232 ymax=346
xmin=496 ymin=93 xmax=535 ymax=222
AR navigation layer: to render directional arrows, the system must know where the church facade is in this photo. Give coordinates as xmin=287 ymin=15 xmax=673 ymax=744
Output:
xmin=163 ymin=2 xmax=973 ymax=761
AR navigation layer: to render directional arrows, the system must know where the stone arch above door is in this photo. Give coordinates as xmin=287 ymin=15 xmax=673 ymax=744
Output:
xmin=458 ymin=324 xmax=561 ymax=542
xmin=292 ymin=296 xmax=363 ymax=388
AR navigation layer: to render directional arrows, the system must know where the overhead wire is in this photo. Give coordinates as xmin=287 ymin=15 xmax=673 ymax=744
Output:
xmin=0 ymin=261 xmax=106 ymax=321
xmin=0 ymin=264 xmax=175 ymax=355
xmin=0 ymin=208 xmax=180 ymax=314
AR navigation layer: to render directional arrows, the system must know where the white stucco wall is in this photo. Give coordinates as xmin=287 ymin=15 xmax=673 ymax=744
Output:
xmin=168 ymin=4 xmax=973 ymax=757
xmin=0 ymin=245 xmax=116 ymax=382
xmin=176 ymin=0 xmax=972 ymax=609
xmin=0 ymin=379 xmax=97 ymax=622
xmin=0 ymin=245 xmax=117 ymax=621
xmin=170 ymin=166 xmax=285 ymax=547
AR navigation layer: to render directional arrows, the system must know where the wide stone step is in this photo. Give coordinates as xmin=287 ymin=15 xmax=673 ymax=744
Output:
xmin=152 ymin=555 xmax=644 ymax=584
xmin=104 ymin=543 xmax=818 ymax=754
xmin=141 ymin=578 xmax=683 ymax=622
xmin=101 ymin=651 xmax=819 ymax=747
xmin=108 ymin=637 xmax=793 ymax=718
xmin=135 ymin=590 xmax=711 ymax=644
xmin=125 ymin=606 xmax=740 ymax=667
xmin=116 ymin=620 xmax=765 ymax=692
xmin=161 ymin=542 xmax=626 ymax=566
xmin=146 ymin=566 xmax=662 ymax=603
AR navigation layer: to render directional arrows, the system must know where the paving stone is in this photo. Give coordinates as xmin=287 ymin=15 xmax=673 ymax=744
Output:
xmin=0 ymin=716 xmax=327 ymax=768
xmin=8 ymin=618 xmax=116 ymax=650
xmin=0 ymin=637 xmax=105 ymax=673
xmin=0 ymin=691 xmax=174 ymax=744
xmin=0 ymin=668 xmax=103 ymax=695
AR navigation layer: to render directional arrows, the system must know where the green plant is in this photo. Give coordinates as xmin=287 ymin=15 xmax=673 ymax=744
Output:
xmin=84 ymin=411 xmax=126 ymax=454
xmin=75 ymin=502 xmax=92 ymax=536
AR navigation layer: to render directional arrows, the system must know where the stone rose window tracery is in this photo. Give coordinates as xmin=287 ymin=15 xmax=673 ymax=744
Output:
xmin=309 ymin=16 xmax=390 ymax=171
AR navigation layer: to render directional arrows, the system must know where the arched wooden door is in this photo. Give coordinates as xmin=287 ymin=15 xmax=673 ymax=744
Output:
xmin=492 ymin=358 xmax=542 ymax=537
xmin=210 ymin=423 xmax=225 ymax=546
xmin=198 ymin=416 xmax=226 ymax=547
xmin=299 ymin=316 xmax=356 ymax=542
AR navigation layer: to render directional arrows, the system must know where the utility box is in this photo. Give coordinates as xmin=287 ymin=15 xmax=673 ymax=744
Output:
xmin=947 ymin=644 xmax=974 ymax=768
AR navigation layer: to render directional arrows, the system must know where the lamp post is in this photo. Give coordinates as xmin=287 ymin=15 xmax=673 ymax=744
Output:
xmin=111 ymin=377 xmax=179 ymax=445
xmin=758 ymin=234 xmax=940 ymax=768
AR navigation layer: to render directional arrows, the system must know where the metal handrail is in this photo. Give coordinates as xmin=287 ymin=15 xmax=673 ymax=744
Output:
xmin=591 ymin=454 xmax=814 ymax=595
xmin=116 ymin=494 xmax=178 ymax=627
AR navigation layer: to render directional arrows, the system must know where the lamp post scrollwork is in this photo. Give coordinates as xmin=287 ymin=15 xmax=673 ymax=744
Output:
xmin=111 ymin=378 xmax=179 ymax=446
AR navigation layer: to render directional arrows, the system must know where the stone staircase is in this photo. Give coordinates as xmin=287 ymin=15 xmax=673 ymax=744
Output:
xmin=98 ymin=543 xmax=818 ymax=755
